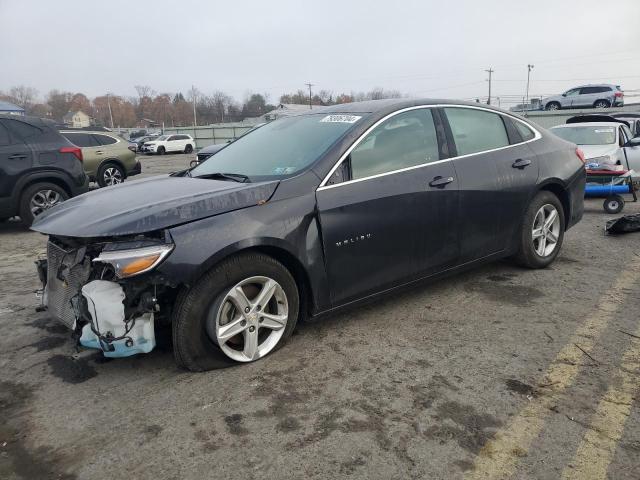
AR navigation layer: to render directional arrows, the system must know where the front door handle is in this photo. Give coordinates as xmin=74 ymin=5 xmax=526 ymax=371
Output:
xmin=429 ymin=176 xmax=454 ymax=188
xmin=512 ymin=159 xmax=531 ymax=169
xmin=8 ymin=154 xmax=27 ymax=160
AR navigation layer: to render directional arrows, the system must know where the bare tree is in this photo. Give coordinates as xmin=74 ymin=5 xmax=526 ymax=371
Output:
xmin=134 ymin=85 xmax=156 ymax=100
xmin=9 ymin=85 xmax=38 ymax=109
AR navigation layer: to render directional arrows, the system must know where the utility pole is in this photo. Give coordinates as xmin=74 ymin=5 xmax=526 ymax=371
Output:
xmin=525 ymin=64 xmax=534 ymax=111
xmin=485 ymin=68 xmax=494 ymax=105
xmin=106 ymin=93 xmax=114 ymax=129
xmin=305 ymin=82 xmax=314 ymax=109
xmin=191 ymin=85 xmax=197 ymax=126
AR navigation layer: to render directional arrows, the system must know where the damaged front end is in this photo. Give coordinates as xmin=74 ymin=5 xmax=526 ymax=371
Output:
xmin=35 ymin=231 xmax=176 ymax=358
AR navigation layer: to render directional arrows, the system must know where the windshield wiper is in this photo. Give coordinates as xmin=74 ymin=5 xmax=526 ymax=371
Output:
xmin=193 ymin=172 xmax=250 ymax=183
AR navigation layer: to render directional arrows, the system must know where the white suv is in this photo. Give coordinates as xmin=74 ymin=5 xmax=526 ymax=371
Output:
xmin=142 ymin=134 xmax=195 ymax=155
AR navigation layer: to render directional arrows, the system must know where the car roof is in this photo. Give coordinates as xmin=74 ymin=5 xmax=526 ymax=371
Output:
xmin=60 ymin=130 xmax=118 ymax=135
xmin=286 ymin=98 xmax=515 ymax=117
xmin=0 ymin=114 xmax=56 ymax=127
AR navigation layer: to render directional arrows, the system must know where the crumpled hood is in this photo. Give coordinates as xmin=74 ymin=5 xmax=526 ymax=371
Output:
xmin=31 ymin=175 xmax=279 ymax=237
xmin=580 ymin=144 xmax=617 ymax=160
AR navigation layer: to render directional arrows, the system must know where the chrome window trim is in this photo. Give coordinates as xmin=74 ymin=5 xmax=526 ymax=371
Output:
xmin=317 ymin=104 xmax=542 ymax=191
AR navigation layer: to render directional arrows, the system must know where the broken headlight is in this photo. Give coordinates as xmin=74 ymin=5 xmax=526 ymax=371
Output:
xmin=93 ymin=244 xmax=174 ymax=278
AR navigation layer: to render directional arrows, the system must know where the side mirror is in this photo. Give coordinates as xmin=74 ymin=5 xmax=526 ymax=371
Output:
xmin=561 ymin=93 xmax=567 ymax=97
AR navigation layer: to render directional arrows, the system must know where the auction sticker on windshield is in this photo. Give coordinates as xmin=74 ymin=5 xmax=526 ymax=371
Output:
xmin=320 ymin=115 xmax=362 ymax=123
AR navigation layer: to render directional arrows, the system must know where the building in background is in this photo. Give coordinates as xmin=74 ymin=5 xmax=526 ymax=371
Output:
xmin=262 ymin=103 xmax=314 ymax=121
xmin=62 ymin=110 xmax=92 ymax=127
xmin=0 ymin=100 xmax=25 ymax=115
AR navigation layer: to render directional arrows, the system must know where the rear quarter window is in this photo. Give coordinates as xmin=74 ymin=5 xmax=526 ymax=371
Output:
xmin=63 ymin=132 xmax=100 ymax=147
xmin=93 ymin=134 xmax=118 ymax=145
xmin=514 ymin=121 xmax=535 ymax=141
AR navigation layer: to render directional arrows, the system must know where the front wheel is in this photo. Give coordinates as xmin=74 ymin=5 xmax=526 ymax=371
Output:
xmin=513 ymin=191 xmax=565 ymax=269
xmin=157 ymin=146 xmax=165 ymax=155
xmin=172 ymin=252 xmax=300 ymax=371
xmin=19 ymin=182 xmax=69 ymax=226
xmin=545 ymin=102 xmax=561 ymax=111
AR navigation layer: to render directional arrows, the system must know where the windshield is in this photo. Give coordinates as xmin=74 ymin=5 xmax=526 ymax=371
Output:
xmin=190 ymin=114 xmax=362 ymax=180
xmin=551 ymin=126 xmax=616 ymax=145
xmin=155 ymin=135 xmax=168 ymax=141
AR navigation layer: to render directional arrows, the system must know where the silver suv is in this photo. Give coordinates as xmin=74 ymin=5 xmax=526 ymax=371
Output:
xmin=543 ymin=84 xmax=624 ymax=111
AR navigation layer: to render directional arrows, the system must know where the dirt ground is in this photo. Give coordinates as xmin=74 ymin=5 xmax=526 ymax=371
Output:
xmin=1 ymin=153 xmax=639 ymax=480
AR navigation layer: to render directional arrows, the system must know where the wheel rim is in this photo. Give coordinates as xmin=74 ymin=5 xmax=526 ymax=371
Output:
xmin=208 ymin=276 xmax=289 ymax=362
xmin=532 ymin=204 xmax=561 ymax=257
xmin=608 ymin=200 xmax=619 ymax=210
xmin=103 ymin=167 xmax=123 ymax=185
xmin=30 ymin=190 xmax=62 ymax=216
xmin=547 ymin=104 xmax=558 ymax=110
xmin=595 ymin=102 xmax=607 ymax=109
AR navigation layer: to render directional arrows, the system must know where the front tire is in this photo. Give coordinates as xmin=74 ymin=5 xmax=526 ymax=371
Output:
xmin=157 ymin=146 xmax=165 ymax=155
xmin=545 ymin=102 xmax=561 ymax=111
xmin=19 ymin=182 xmax=69 ymax=226
xmin=513 ymin=191 xmax=565 ymax=269
xmin=97 ymin=162 xmax=125 ymax=187
xmin=172 ymin=252 xmax=300 ymax=371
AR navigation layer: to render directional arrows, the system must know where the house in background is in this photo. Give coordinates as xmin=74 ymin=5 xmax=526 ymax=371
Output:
xmin=63 ymin=110 xmax=92 ymax=127
xmin=0 ymin=100 xmax=25 ymax=115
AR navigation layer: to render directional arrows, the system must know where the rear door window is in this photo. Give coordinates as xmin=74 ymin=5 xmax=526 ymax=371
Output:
xmin=349 ymin=108 xmax=440 ymax=180
xmin=63 ymin=132 xmax=100 ymax=147
xmin=444 ymin=107 xmax=509 ymax=156
xmin=93 ymin=134 xmax=118 ymax=145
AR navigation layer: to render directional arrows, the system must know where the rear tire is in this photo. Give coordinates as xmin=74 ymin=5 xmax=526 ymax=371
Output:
xmin=513 ymin=191 xmax=565 ymax=269
xmin=97 ymin=162 xmax=125 ymax=187
xmin=545 ymin=102 xmax=561 ymax=111
xmin=184 ymin=144 xmax=193 ymax=154
xmin=157 ymin=146 xmax=165 ymax=155
xmin=172 ymin=252 xmax=300 ymax=371
xmin=19 ymin=182 xmax=69 ymax=227
xmin=594 ymin=99 xmax=610 ymax=109
xmin=603 ymin=195 xmax=624 ymax=214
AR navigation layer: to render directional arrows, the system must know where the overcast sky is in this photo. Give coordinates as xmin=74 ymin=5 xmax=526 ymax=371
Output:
xmin=1 ymin=0 xmax=639 ymax=106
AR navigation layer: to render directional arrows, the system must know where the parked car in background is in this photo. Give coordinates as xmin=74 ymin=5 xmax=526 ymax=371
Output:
xmin=0 ymin=115 xmax=88 ymax=225
xmin=142 ymin=134 xmax=194 ymax=155
xmin=61 ymin=130 xmax=141 ymax=187
xmin=134 ymin=134 xmax=160 ymax=152
xmin=543 ymin=84 xmax=624 ymax=110
xmin=32 ymin=99 xmax=585 ymax=370
xmin=611 ymin=113 xmax=640 ymax=138
xmin=550 ymin=117 xmax=640 ymax=171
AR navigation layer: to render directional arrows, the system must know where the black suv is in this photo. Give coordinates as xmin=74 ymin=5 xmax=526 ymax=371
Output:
xmin=0 ymin=115 xmax=88 ymax=225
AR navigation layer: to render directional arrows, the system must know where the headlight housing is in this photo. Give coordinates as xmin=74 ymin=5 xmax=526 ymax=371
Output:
xmin=93 ymin=244 xmax=174 ymax=278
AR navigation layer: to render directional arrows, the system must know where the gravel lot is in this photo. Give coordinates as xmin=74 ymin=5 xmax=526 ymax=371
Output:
xmin=1 ymin=153 xmax=639 ymax=479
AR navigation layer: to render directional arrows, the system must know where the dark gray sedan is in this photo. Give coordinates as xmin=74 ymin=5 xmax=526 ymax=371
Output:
xmin=32 ymin=99 xmax=586 ymax=370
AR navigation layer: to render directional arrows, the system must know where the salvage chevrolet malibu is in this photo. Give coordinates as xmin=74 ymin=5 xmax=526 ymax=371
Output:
xmin=32 ymin=99 xmax=586 ymax=371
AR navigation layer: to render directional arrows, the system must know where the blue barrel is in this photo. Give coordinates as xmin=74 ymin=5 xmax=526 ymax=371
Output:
xmin=584 ymin=184 xmax=631 ymax=196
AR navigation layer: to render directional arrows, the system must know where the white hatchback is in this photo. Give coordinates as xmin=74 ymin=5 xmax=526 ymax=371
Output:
xmin=143 ymin=134 xmax=195 ymax=155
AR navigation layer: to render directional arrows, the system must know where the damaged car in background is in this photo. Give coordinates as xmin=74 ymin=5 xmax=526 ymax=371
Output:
xmin=32 ymin=99 xmax=586 ymax=371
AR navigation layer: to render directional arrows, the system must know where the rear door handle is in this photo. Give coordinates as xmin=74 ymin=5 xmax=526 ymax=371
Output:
xmin=8 ymin=154 xmax=27 ymax=160
xmin=95 ymin=150 xmax=103 ymax=155
xmin=429 ymin=176 xmax=454 ymax=188
xmin=512 ymin=159 xmax=531 ymax=169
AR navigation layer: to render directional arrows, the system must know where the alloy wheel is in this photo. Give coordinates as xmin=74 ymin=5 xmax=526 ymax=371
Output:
xmin=532 ymin=204 xmax=561 ymax=257
xmin=103 ymin=167 xmax=123 ymax=186
xmin=30 ymin=189 xmax=62 ymax=216
xmin=208 ymin=276 xmax=289 ymax=362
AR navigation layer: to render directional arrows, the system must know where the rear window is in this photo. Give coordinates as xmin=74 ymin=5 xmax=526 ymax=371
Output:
xmin=94 ymin=134 xmax=118 ymax=145
xmin=63 ymin=132 xmax=100 ymax=147
xmin=444 ymin=107 xmax=509 ymax=156
xmin=551 ymin=126 xmax=616 ymax=145
xmin=4 ymin=119 xmax=42 ymax=139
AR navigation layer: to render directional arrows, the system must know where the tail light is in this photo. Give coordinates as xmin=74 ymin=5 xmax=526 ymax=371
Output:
xmin=60 ymin=146 xmax=83 ymax=162
xmin=614 ymin=91 xmax=623 ymax=97
xmin=575 ymin=147 xmax=585 ymax=164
